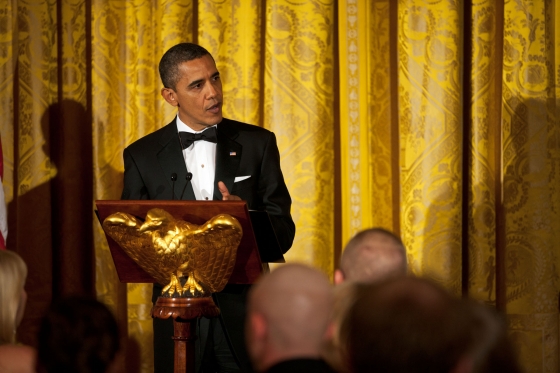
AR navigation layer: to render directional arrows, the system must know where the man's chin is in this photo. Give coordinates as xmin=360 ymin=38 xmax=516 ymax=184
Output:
xmin=209 ymin=112 xmax=223 ymax=124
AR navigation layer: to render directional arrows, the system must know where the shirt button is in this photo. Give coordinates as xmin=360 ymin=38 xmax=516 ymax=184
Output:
xmin=201 ymin=164 xmax=204 ymax=168
xmin=205 ymin=197 xmax=208 ymax=200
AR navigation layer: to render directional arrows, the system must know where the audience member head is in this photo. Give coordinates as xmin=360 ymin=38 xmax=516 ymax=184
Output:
xmin=37 ymin=296 xmax=120 ymax=373
xmin=159 ymin=42 xmax=213 ymax=90
xmin=246 ymin=263 xmax=334 ymax=372
xmin=335 ymin=227 xmax=407 ymax=285
xmin=340 ymin=276 xmax=472 ymax=373
xmin=462 ymin=299 xmax=522 ymax=373
xmin=321 ymin=281 xmax=360 ymax=372
xmin=0 ymin=250 xmax=28 ymax=344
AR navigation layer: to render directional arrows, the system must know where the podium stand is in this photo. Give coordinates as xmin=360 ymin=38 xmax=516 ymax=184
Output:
xmin=96 ymin=200 xmax=284 ymax=373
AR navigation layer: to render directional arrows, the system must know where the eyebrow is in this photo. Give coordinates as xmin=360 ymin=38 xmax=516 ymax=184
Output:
xmin=188 ymin=72 xmax=220 ymax=88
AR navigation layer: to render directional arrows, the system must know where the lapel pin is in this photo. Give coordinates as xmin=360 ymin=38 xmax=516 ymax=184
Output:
xmin=229 ymin=151 xmax=237 ymax=156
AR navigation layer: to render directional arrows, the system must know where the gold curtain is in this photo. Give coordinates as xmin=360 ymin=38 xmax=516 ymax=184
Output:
xmin=2 ymin=0 xmax=559 ymax=372
xmin=340 ymin=0 xmax=560 ymax=372
xmin=0 ymin=0 xmax=95 ymax=347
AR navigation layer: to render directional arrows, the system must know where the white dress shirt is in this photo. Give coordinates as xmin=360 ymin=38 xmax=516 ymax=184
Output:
xmin=176 ymin=115 xmax=217 ymax=200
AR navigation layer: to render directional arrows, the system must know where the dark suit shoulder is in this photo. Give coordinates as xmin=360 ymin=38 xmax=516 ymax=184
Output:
xmin=218 ymin=118 xmax=274 ymax=140
xmin=125 ymin=121 xmax=177 ymax=156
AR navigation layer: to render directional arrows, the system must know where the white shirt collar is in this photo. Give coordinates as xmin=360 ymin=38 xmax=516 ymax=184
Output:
xmin=175 ymin=114 xmax=218 ymax=134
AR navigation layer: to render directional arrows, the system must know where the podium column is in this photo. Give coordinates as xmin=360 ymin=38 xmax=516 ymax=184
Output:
xmin=152 ymin=297 xmax=220 ymax=373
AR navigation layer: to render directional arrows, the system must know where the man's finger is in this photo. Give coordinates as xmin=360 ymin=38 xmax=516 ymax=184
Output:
xmin=218 ymin=181 xmax=230 ymax=198
xmin=218 ymin=181 xmax=241 ymax=201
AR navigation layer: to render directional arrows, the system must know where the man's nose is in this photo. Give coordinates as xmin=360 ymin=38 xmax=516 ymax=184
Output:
xmin=205 ymin=83 xmax=217 ymax=99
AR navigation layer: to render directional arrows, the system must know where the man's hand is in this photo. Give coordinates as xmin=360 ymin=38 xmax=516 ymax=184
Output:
xmin=218 ymin=181 xmax=241 ymax=201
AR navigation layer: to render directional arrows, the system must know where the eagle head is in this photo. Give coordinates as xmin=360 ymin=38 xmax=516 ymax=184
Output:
xmin=138 ymin=208 xmax=175 ymax=232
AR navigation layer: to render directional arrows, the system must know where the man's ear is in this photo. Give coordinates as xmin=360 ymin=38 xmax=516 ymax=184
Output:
xmin=450 ymin=355 xmax=474 ymax=373
xmin=324 ymin=320 xmax=336 ymax=342
xmin=250 ymin=312 xmax=267 ymax=341
xmin=161 ymin=87 xmax=178 ymax=106
xmin=246 ymin=312 xmax=268 ymax=372
xmin=334 ymin=269 xmax=345 ymax=285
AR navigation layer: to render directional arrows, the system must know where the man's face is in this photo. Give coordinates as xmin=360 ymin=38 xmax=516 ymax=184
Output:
xmin=161 ymin=54 xmax=223 ymax=131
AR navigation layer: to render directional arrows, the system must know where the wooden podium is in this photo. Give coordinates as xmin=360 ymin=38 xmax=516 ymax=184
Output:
xmin=96 ymin=200 xmax=283 ymax=373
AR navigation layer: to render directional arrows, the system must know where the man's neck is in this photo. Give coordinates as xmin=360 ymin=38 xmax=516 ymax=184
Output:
xmin=176 ymin=114 xmax=218 ymax=132
xmin=259 ymin=348 xmax=323 ymax=372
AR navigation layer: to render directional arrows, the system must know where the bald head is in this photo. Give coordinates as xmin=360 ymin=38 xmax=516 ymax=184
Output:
xmin=336 ymin=228 xmax=407 ymax=284
xmin=246 ymin=264 xmax=334 ymax=371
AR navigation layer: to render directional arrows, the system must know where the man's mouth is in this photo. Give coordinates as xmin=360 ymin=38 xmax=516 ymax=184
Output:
xmin=207 ymin=103 xmax=221 ymax=113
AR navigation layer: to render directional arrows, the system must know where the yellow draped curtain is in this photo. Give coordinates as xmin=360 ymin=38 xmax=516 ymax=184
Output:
xmin=1 ymin=0 xmax=559 ymax=372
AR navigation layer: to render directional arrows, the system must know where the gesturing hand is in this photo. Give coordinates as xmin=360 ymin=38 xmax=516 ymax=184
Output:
xmin=218 ymin=181 xmax=241 ymax=201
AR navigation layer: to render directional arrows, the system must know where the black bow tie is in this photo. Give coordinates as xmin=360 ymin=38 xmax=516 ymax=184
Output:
xmin=178 ymin=127 xmax=218 ymax=149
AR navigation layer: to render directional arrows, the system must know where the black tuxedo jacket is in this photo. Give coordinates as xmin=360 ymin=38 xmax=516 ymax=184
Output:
xmin=121 ymin=117 xmax=294 ymax=251
xmin=121 ymin=117 xmax=295 ymax=372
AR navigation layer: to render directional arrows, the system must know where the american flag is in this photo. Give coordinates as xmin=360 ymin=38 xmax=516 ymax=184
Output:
xmin=230 ymin=151 xmax=236 ymax=156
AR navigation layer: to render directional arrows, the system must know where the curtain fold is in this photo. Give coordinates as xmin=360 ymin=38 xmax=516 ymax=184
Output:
xmin=339 ymin=0 xmax=372 ymax=242
xmin=397 ymin=1 xmax=465 ymax=294
xmin=1 ymin=0 xmax=559 ymax=372
xmin=4 ymin=0 xmax=57 ymax=348
xmin=501 ymin=1 xmax=560 ymax=369
xmin=468 ymin=0 xmax=503 ymax=305
xmin=1 ymin=0 xmax=95 ymax=348
xmin=264 ymin=1 xmax=336 ymax=273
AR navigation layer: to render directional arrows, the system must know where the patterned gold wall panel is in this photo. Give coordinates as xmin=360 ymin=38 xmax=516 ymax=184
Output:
xmin=92 ymin=0 xmax=142 ymax=367
xmin=265 ymin=1 xmax=336 ymax=274
xmin=398 ymin=1 xmax=463 ymax=294
xmin=501 ymin=1 xmax=560 ymax=371
xmin=339 ymin=0 xmax=373 ymax=245
xmin=92 ymin=1 xmax=194 ymax=372
xmin=366 ymin=0 xmax=395 ymax=232
xmin=60 ymin=0 xmax=87 ymax=103
xmin=509 ymin=314 xmax=558 ymax=373
xmin=157 ymin=0 xmax=196 ymax=125
xmin=501 ymin=0 xmax=557 ymax=313
xmin=6 ymin=0 xmax=58 ymax=344
xmin=467 ymin=1 xmax=501 ymax=303
xmin=198 ymin=0 xmax=262 ymax=125
xmin=0 ymin=1 xmax=15 ymax=202
xmin=12 ymin=1 xmax=58 ymax=192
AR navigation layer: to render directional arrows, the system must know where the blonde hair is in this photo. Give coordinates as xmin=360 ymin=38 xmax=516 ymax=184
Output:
xmin=0 ymin=250 xmax=27 ymax=344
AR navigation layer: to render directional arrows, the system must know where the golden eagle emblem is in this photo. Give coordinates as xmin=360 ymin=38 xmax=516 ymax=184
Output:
xmin=102 ymin=208 xmax=242 ymax=297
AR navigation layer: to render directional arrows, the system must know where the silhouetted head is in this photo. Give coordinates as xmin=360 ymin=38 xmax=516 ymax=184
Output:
xmin=37 ymin=296 xmax=120 ymax=373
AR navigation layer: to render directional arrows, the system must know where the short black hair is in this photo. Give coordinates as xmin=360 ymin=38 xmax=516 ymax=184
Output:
xmin=159 ymin=43 xmax=213 ymax=90
xmin=37 ymin=296 xmax=120 ymax=373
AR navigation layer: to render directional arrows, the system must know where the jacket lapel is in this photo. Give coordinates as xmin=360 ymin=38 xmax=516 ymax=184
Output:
xmin=156 ymin=120 xmax=195 ymax=200
xmin=214 ymin=119 xmax=242 ymax=200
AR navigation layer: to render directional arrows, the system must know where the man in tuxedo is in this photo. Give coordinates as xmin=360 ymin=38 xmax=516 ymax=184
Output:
xmin=121 ymin=43 xmax=295 ymax=373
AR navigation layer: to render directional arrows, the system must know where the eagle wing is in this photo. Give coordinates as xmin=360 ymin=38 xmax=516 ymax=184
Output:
xmin=102 ymin=212 xmax=169 ymax=286
xmin=189 ymin=214 xmax=243 ymax=293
